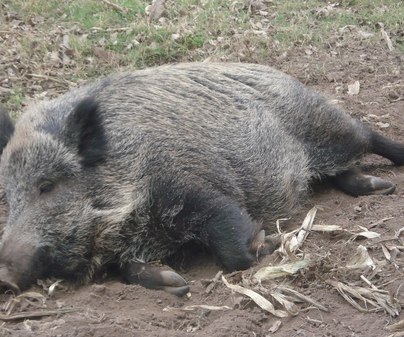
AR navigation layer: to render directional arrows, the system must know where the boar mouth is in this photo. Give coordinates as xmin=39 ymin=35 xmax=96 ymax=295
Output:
xmin=0 ymin=244 xmax=52 ymax=293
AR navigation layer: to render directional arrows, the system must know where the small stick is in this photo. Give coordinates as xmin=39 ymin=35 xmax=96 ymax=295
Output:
xmin=0 ymin=308 xmax=77 ymax=321
xmin=205 ymin=270 xmax=223 ymax=294
xmin=28 ymin=74 xmax=74 ymax=86
xmin=368 ymin=217 xmax=394 ymax=229
xmin=101 ymin=0 xmax=129 ymax=14
xmin=360 ymin=275 xmax=378 ymax=290
xmin=90 ymin=26 xmax=132 ymax=32
xmin=368 ymin=237 xmax=401 ymax=246
xmin=306 ymin=316 xmax=323 ymax=325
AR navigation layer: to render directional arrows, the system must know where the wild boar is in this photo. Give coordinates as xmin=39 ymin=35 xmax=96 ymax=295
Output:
xmin=0 ymin=63 xmax=402 ymax=296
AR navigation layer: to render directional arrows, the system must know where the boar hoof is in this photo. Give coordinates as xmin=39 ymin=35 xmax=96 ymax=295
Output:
xmin=122 ymin=262 xmax=189 ymax=296
xmin=365 ymin=176 xmax=396 ymax=195
xmin=161 ymin=285 xmax=190 ymax=297
xmin=334 ymin=168 xmax=396 ymax=197
xmin=158 ymin=270 xmax=190 ymax=296
xmin=0 ymin=265 xmax=21 ymax=294
xmin=250 ymin=229 xmax=280 ymax=258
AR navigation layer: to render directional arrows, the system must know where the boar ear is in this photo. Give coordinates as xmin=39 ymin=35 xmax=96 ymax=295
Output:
xmin=0 ymin=106 xmax=14 ymax=156
xmin=64 ymin=97 xmax=107 ymax=167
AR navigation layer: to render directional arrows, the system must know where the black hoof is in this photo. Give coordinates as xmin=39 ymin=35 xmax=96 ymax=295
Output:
xmin=250 ymin=229 xmax=279 ymax=257
xmin=122 ymin=262 xmax=189 ymax=297
xmin=333 ymin=168 xmax=396 ymax=197
xmin=157 ymin=270 xmax=189 ymax=296
xmin=365 ymin=176 xmax=396 ymax=195
xmin=161 ymin=285 xmax=190 ymax=297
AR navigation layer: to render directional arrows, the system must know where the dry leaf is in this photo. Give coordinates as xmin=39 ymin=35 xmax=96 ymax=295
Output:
xmin=382 ymin=245 xmax=392 ymax=262
xmin=358 ymin=30 xmax=374 ymax=39
xmin=48 ymin=279 xmax=64 ymax=296
xmin=254 ymin=260 xmax=312 ymax=282
xmin=221 ymin=276 xmax=288 ymax=317
xmin=316 ymin=3 xmax=338 ymax=17
xmin=3 ymin=292 xmax=46 ymax=315
xmin=346 ymin=245 xmax=375 ymax=269
xmin=92 ymin=46 xmax=117 ymax=61
xmin=171 ymin=33 xmax=181 ymax=41
xmin=147 ymin=0 xmax=166 ymax=21
xmin=311 ymin=224 xmax=343 ymax=232
xmin=295 ymin=207 xmax=317 ymax=249
xmin=101 ymin=0 xmax=129 ymax=14
xmin=271 ymin=291 xmax=299 ymax=315
xmin=376 ymin=122 xmax=390 ymax=128
xmin=348 ymin=81 xmax=360 ymax=96
xmin=380 ymin=26 xmax=394 ymax=51
xmin=268 ymin=320 xmax=282 ymax=333
xmin=181 ymin=305 xmax=232 ymax=311
xmin=245 ymin=0 xmax=267 ymax=13
xmin=327 ymin=280 xmax=400 ymax=317
xmin=275 ymin=207 xmax=317 ymax=263
xmin=355 ymin=231 xmax=381 ymax=239
xmin=388 ymin=319 xmax=404 ymax=332
xmin=276 ymin=286 xmax=329 ymax=312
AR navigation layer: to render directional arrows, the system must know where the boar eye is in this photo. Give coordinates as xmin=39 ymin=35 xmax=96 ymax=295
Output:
xmin=39 ymin=181 xmax=55 ymax=194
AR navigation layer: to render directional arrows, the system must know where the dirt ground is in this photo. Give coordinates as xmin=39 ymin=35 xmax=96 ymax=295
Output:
xmin=1 ymin=10 xmax=404 ymax=337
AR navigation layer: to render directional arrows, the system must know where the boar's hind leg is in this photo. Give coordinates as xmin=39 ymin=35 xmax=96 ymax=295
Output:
xmin=333 ymin=130 xmax=404 ymax=196
xmin=332 ymin=167 xmax=395 ymax=197
xmin=122 ymin=262 xmax=189 ymax=297
xmin=371 ymin=131 xmax=404 ymax=166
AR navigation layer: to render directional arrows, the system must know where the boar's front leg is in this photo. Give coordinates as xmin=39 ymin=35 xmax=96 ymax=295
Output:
xmin=201 ymin=198 xmax=274 ymax=271
xmin=121 ymin=262 xmax=189 ymax=296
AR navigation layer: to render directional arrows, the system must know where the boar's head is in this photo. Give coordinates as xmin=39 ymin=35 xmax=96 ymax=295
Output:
xmin=0 ymin=98 xmax=108 ymax=292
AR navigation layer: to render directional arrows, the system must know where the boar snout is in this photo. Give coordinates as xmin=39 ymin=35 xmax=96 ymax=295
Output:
xmin=0 ymin=238 xmax=50 ymax=292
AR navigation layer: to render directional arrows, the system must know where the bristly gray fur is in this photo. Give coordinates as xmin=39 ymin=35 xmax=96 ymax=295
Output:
xmin=0 ymin=63 xmax=372 ymax=284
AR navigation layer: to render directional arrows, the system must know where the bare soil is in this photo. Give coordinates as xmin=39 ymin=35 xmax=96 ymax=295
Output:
xmin=1 ymin=16 xmax=404 ymax=337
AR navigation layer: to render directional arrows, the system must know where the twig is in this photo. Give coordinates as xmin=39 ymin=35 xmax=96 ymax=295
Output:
xmin=27 ymin=74 xmax=74 ymax=86
xmin=369 ymin=217 xmax=394 ymax=229
xmin=380 ymin=27 xmax=394 ymax=51
xmin=368 ymin=237 xmax=402 ymax=246
xmin=90 ymin=26 xmax=132 ymax=32
xmin=205 ymin=270 xmax=223 ymax=294
xmin=360 ymin=275 xmax=378 ymax=290
xmin=276 ymin=286 xmax=329 ymax=312
xmin=101 ymin=0 xmax=129 ymax=14
xmin=306 ymin=316 xmax=323 ymax=325
xmin=0 ymin=308 xmax=77 ymax=321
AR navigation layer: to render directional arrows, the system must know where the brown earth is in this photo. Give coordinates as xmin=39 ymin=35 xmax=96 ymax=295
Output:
xmin=1 ymin=9 xmax=404 ymax=337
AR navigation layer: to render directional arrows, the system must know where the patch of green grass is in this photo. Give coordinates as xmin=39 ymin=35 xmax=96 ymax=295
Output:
xmin=66 ymin=1 xmax=147 ymax=29
xmin=182 ymin=33 xmax=205 ymax=49
xmin=255 ymin=0 xmax=404 ymax=47
xmin=7 ymin=0 xmax=404 ymax=52
xmin=1 ymin=0 xmax=403 ymax=110
xmin=6 ymin=91 xmax=25 ymax=117
xmin=8 ymin=0 xmax=147 ymax=28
